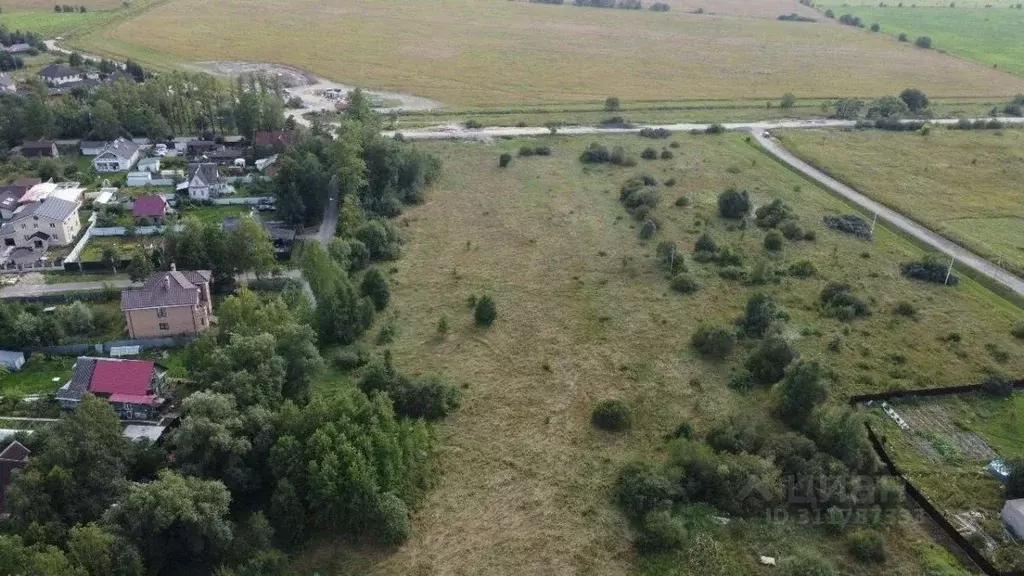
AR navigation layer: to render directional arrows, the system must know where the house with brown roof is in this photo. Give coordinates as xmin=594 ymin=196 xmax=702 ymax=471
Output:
xmin=18 ymin=141 xmax=58 ymax=158
xmin=55 ymin=358 xmax=167 ymax=420
xmin=120 ymin=265 xmax=213 ymax=339
xmin=254 ymin=130 xmax=297 ymax=152
xmin=0 ymin=441 xmax=29 ymax=513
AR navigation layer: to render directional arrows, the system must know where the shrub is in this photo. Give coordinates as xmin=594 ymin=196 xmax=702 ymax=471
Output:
xmin=474 ymin=295 xmax=497 ymax=326
xmin=1012 ymin=322 xmax=1024 ymax=339
xmin=518 ymin=146 xmax=535 ymax=157
xmin=745 ymin=335 xmax=796 ymax=385
xmin=641 ymin=147 xmax=658 ymax=160
xmin=498 ymin=153 xmax=512 ymax=168
xmin=360 ymin=353 xmax=460 ymax=420
xmin=716 ymin=246 xmax=743 ymax=267
xmin=822 ymin=214 xmax=872 ymax=240
xmin=900 ymin=255 xmax=956 ymax=285
xmin=898 ymin=32 xmax=908 ymax=41
xmin=637 ymin=510 xmax=686 ymax=552
xmin=670 ymin=273 xmax=699 ymax=294
xmin=870 ymin=22 xmax=880 ymax=31
xmin=615 ymin=459 xmax=674 ymax=518
xmin=899 ymin=87 xmax=930 ymax=112
xmin=754 ymin=199 xmax=793 ymax=229
xmin=669 ymin=141 xmax=680 ymax=148
xmin=981 ymin=373 xmax=1014 ymax=397
xmin=848 ymin=529 xmax=886 ymax=563
xmin=718 ymin=266 xmax=746 ymax=281
xmin=580 ymin=142 xmax=611 ymax=164
xmin=780 ymin=92 xmax=796 ymax=108
xmin=787 ymin=260 xmax=816 ymax=277
xmin=819 ymin=282 xmax=871 ymax=320
xmin=893 ymin=300 xmax=916 ymax=318
xmin=717 ymin=188 xmax=751 ymax=219
xmin=705 ymin=123 xmax=726 ymax=134
xmin=355 ymin=221 xmax=401 ymax=261
xmin=604 ymin=96 xmax=621 ymax=111
xmin=692 ymin=325 xmax=736 ymax=358
xmin=592 ymin=399 xmax=632 ymax=431
xmin=665 ymin=421 xmax=694 ymax=440
xmin=465 ymin=119 xmax=483 ymax=129
xmin=600 ymin=116 xmax=629 ymax=126
xmin=780 ymin=220 xmax=804 ymax=240
xmin=664 ymin=178 xmax=676 ymax=187
xmin=742 ymin=293 xmax=785 ymax=337
xmin=660 ymin=150 xmax=673 ymax=160
xmin=694 ymin=232 xmax=717 ymax=253
xmin=656 ymin=241 xmax=684 ymax=273
xmin=376 ymin=492 xmax=411 ymax=545
xmin=360 ymin=267 xmax=391 ymax=311
xmin=774 ymin=360 xmax=827 ymax=430
xmin=639 ymin=127 xmax=672 ymax=139
xmin=534 ymin=146 xmax=552 ymax=156
xmin=673 ymin=195 xmax=689 ymax=207
xmin=763 ymin=231 xmax=784 ymax=251
xmin=639 ymin=220 xmax=658 ymax=240
xmin=915 ymin=35 xmax=932 ymax=49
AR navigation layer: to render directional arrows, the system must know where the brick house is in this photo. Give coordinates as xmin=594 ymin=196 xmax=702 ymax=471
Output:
xmin=55 ymin=358 xmax=167 ymax=421
xmin=120 ymin=265 xmax=213 ymax=339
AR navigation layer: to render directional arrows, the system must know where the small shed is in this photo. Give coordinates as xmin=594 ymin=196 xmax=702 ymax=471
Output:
xmin=137 ymin=157 xmax=161 ymax=174
xmin=0 ymin=351 xmax=25 ymax=372
xmin=126 ymin=171 xmax=152 ymax=187
xmin=1003 ymin=499 xmax=1024 ymax=538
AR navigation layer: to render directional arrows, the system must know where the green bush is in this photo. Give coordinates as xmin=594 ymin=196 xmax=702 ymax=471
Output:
xmin=615 ymin=459 xmax=674 ymax=518
xmin=982 ymin=373 xmax=1014 ymax=397
xmin=892 ymin=300 xmax=916 ymax=318
xmin=716 ymin=246 xmax=744 ymax=267
xmin=670 ymin=273 xmax=699 ymax=294
xmin=332 ymin=343 xmax=372 ymax=371
xmin=780 ymin=220 xmax=804 ymax=240
xmin=665 ymin=421 xmax=694 ymax=440
xmin=1012 ymin=322 xmax=1024 ymax=339
xmin=499 ymin=153 xmax=512 ymax=168
xmin=705 ymin=123 xmax=726 ymax=134
xmin=691 ymin=324 xmax=736 ymax=358
xmin=824 ymin=506 xmax=849 ymax=534
xmin=518 ymin=146 xmax=535 ymax=157
xmin=694 ymin=232 xmax=717 ymax=253
xmin=360 ymin=267 xmax=391 ymax=311
xmin=745 ymin=335 xmax=796 ymax=385
xmin=819 ymin=282 xmax=870 ymax=320
xmin=639 ymin=220 xmax=658 ymax=240
xmin=592 ymin=399 xmax=632 ymax=431
xmin=674 ymin=196 xmax=690 ymax=207
xmin=741 ymin=293 xmax=785 ymax=337
xmin=763 ymin=231 xmax=784 ymax=251
xmin=375 ymin=492 xmax=411 ymax=545
xmin=660 ymin=150 xmax=673 ymax=160
xmin=474 ymin=295 xmax=497 ymax=326
xmin=641 ymin=147 xmax=658 ymax=160
xmin=534 ymin=146 xmax=552 ymax=156
xmin=717 ymin=188 xmax=751 ymax=219
xmin=718 ymin=266 xmax=746 ymax=281
xmin=636 ymin=510 xmax=686 ymax=552
xmin=754 ymin=199 xmax=792 ymax=229
xmin=848 ymin=529 xmax=886 ymax=563
xmin=787 ymin=260 xmax=816 ymax=278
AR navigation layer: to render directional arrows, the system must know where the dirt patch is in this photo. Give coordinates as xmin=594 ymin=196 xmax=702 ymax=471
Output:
xmin=190 ymin=61 xmax=317 ymax=88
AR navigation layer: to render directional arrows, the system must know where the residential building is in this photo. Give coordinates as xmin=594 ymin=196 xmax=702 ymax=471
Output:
xmin=56 ymin=358 xmax=167 ymax=420
xmin=18 ymin=141 xmax=58 ymax=158
xmin=0 ymin=441 xmax=29 ymax=513
xmin=0 ymin=73 xmax=14 ymax=94
xmin=79 ymin=140 xmax=109 ymax=156
xmin=37 ymin=64 xmax=98 ymax=87
xmin=0 ymin=197 xmax=81 ymax=249
xmin=132 ymin=194 xmax=169 ymax=222
xmin=186 ymin=140 xmax=220 ymax=157
xmin=0 ymin=351 xmax=25 ymax=372
xmin=137 ymin=157 xmax=160 ymax=173
xmin=92 ymin=138 xmax=140 ymax=172
xmin=121 ymin=265 xmax=213 ymax=339
xmin=254 ymin=130 xmax=297 ymax=152
xmin=186 ymin=163 xmax=229 ymax=200
xmin=0 ymin=179 xmax=41 ymax=220
xmin=126 ymin=171 xmax=152 ymax=187
xmin=19 ymin=181 xmax=84 ymax=204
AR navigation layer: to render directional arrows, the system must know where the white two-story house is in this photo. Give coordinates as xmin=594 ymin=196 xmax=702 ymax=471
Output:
xmin=0 ymin=198 xmax=81 ymax=250
xmin=92 ymin=138 xmax=141 ymax=173
xmin=185 ymin=163 xmax=230 ymax=200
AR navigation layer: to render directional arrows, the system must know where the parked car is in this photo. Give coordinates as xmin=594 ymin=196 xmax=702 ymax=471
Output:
xmin=256 ymin=199 xmax=276 ymax=212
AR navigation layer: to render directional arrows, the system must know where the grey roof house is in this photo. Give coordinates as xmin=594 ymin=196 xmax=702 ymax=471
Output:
xmin=92 ymin=138 xmax=141 ymax=173
xmin=186 ymin=163 xmax=229 ymax=200
xmin=0 ymin=197 xmax=82 ymax=249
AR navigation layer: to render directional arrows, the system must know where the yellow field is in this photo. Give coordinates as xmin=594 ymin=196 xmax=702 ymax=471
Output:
xmin=72 ymin=0 xmax=1024 ymax=106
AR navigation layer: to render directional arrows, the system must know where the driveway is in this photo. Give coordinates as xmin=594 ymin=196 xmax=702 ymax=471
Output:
xmin=751 ymin=130 xmax=1024 ymax=299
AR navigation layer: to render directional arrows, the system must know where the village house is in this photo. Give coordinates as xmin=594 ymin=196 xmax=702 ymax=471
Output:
xmin=92 ymin=138 xmax=141 ymax=173
xmin=0 ymin=441 xmax=29 ymax=513
xmin=0 ymin=197 xmax=81 ymax=250
xmin=79 ymin=140 xmax=109 ymax=156
xmin=37 ymin=64 xmax=98 ymax=87
xmin=56 ymin=357 xmax=167 ymax=421
xmin=186 ymin=140 xmax=220 ymax=158
xmin=137 ymin=157 xmax=161 ymax=173
xmin=18 ymin=141 xmax=58 ymax=158
xmin=254 ymin=130 xmax=297 ymax=153
xmin=132 ymin=194 xmax=169 ymax=223
xmin=120 ymin=265 xmax=213 ymax=339
xmin=185 ymin=163 xmax=229 ymax=200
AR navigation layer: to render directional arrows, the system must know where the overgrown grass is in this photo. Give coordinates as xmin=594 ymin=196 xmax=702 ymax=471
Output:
xmin=292 ymin=132 xmax=1023 ymax=575
xmin=780 ymin=128 xmax=1024 ymax=277
xmin=72 ymin=0 xmax=1024 ymax=106
xmin=0 ymin=355 xmax=74 ymax=396
xmin=0 ymin=9 xmax=110 ymax=37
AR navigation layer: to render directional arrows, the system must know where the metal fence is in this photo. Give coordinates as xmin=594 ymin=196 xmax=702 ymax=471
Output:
xmin=28 ymin=334 xmax=197 ymax=357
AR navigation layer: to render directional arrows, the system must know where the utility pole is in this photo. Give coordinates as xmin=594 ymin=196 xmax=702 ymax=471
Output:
xmin=944 ymin=255 xmax=955 ymax=285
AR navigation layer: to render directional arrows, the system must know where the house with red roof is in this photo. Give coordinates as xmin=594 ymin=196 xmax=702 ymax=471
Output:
xmin=132 ymin=194 xmax=169 ymax=223
xmin=55 ymin=357 xmax=167 ymax=420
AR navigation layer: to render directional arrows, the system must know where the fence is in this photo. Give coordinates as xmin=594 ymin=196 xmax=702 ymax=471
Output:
xmin=27 ymin=335 xmax=197 ymax=357
xmin=210 ymin=196 xmax=271 ymax=205
xmin=90 ymin=225 xmax=180 ymax=237
xmin=848 ymin=380 xmax=1024 ymax=406
xmin=127 ymin=177 xmax=175 ymax=187
xmin=62 ymin=212 xmax=98 ymax=265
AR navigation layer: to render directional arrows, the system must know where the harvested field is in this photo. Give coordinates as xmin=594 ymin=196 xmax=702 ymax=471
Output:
xmin=780 ymin=128 xmax=1024 ymax=277
xmin=73 ymin=0 xmax=1024 ymax=106
xmin=292 ymin=132 xmax=1023 ymax=575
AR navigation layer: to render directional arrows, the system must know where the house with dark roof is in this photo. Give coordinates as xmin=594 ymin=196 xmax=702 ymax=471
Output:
xmin=186 ymin=140 xmax=220 ymax=157
xmin=132 ymin=194 xmax=169 ymax=222
xmin=79 ymin=140 xmax=110 ymax=156
xmin=56 ymin=358 xmax=167 ymax=420
xmin=121 ymin=265 xmax=213 ymax=339
xmin=186 ymin=163 xmax=229 ymax=200
xmin=0 ymin=197 xmax=82 ymax=249
xmin=92 ymin=138 xmax=141 ymax=172
xmin=0 ymin=441 xmax=29 ymax=513
xmin=254 ymin=131 xmax=297 ymax=152
xmin=18 ymin=141 xmax=58 ymax=158
xmin=37 ymin=64 xmax=97 ymax=87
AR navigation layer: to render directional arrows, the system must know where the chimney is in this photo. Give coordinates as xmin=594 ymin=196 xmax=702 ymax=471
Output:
xmin=170 ymin=262 xmax=176 ymax=272
xmin=164 ymin=275 xmax=170 ymax=290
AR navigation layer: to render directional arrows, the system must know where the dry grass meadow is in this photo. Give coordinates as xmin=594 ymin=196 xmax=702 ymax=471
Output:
xmin=0 ymin=0 xmax=122 ymax=10
xmin=71 ymin=0 xmax=1024 ymax=106
xmin=781 ymin=128 xmax=1024 ymax=277
xmin=293 ymin=132 xmax=1024 ymax=575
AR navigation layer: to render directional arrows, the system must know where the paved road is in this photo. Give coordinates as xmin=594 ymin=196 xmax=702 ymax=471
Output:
xmin=387 ymin=117 xmax=1024 ymax=141
xmin=751 ymin=130 xmax=1024 ymax=298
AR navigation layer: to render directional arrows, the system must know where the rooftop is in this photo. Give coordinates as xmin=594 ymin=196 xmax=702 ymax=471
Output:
xmin=132 ymin=195 xmax=168 ymax=218
xmin=97 ymin=138 xmax=140 ymax=160
xmin=38 ymin=64 xmax=81 ymax=79
xmin=0 ymin=441 xmax=29 ymax=462
xmin=120 ymin=268 xmax=212 ymax=311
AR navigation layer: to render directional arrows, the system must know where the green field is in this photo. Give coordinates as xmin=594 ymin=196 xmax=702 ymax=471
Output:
xmin=812 ymin=5 xmax=1024 ymax=79
xmin=0 ymin=355 xmax=73 ymax=396
xmin=68 ymin=0 xmax=1024 ymax=107
xmin=287 ymin=132 xmax=1024 ymax=575
xmin=0 ymin=9 xmax=109 ymax=37
xmin=780 ymin=128 xmax=1024 ymax=277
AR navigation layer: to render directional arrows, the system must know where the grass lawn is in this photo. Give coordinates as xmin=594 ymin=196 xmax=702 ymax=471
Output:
xmin=292 ymin=132 xmax=1023 ymax=575
xmin=80 ymin=235 xmax=159 ymax=263
xmin=0 ymin=355 xmax=73 ymax=396
xmin=870 ymin=392 xmax=1024 ymax=570
xmin=0 ymin=9 xmax=111 ymax=37
xmin=73 ymin=0 xmax=1024 ymax=106
xmin=179 ymin=204 xmax=252 ymax=225
xmin=779 ymin=128 xmax=1024 ymax=277
xmin=811 ymin=4 xmax=1024 ymax=78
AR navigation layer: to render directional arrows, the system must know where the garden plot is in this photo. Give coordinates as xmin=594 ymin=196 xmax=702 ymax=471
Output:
xmin=898 ymin=402 xmax=999 ymax=461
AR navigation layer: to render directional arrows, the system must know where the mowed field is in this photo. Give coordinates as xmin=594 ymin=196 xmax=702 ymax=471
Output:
xmin=291 ymin=133 xmax=1024 ymax=575
xmin=72 ymin=0 xmax=1024 ymax=106
xmin=813 ymin=5 xmax=1024 ymax=78
xmin=780 ymin=129 xmax=1024 ymax=277
xmin=0 ymin=9 xmax=109 ymax=36
xmin=0 ymin=0 xmax=122 ymax=10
